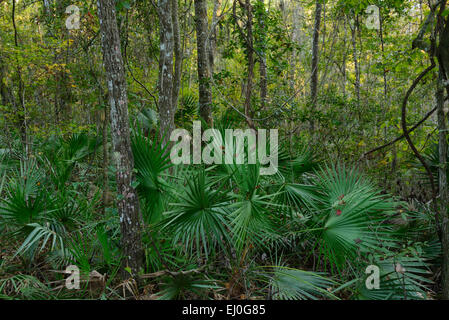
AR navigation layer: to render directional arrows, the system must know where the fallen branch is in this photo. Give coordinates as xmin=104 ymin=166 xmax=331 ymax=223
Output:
xmin=140 ymin=266 xmax=206 ymax=279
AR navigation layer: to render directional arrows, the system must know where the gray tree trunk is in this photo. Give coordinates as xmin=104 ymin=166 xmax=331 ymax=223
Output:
xmin=208 ymin=0 xmax=220 ymax=75
xmin=55 ymin=0 xmax=73 ymax=121
xmin=342 ymin=17 xmax=347 ymax=97
xmin=0 ymin=57 xmax=9 ymax=106
xmin=310 ymin=0 xmax=322 ymax=136
xmin=350 ymin=15 xmax=360 ymax=106
xmin=238 ymin=0 xmax=256 ymax=130
xmin=290 ymin=2 xmax=303 ymax=90
xmin=256 ymin=0 xmax=268 ymax=111
xmin=437 ymin=68 xmax=449 ymax=299
xmin=172 ymin=0 xmax=182 ymax=114
xmin=158 ymin=0 xmax=175 ymax=144
xmin=194 ymin=0 xmax=213 ymax=126
xmin=436 ymin=6 xmax=449 ymax=299
xmin=97 ymin=0 xmax=143 ymax=278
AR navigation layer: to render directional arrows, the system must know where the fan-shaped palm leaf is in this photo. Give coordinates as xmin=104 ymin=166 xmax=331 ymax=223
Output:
xmin=267 ymin=267 xmax=337 ymax=300
xmin=312 ymin=165 xmax=398 ymax=269
xmin=161 ymin=170 xmax=231 ymax=257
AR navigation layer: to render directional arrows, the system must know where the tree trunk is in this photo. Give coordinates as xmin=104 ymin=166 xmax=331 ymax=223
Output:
xmin=240 ymin=0 xmax=256 ymax=129
xmin=11 ymin=0 xmax=27 ymax=151
xmin=437 ymin=68 xmax=449 ymax=299
xmin=172 ymin=0 xmax=182 ymax=114
xmin=0 ymin=57 xmax=10 ymax=106
xmin=350 ymin=15 xmax=360 ymax=106
xmin=209 ymin=0 xmax=220 ymax=75
xmin=437 ymin=9 xmax=449 ymax=299
xmin=100 ymin=90 xmax=110 ymax=215
xmin=379 ymin=13 xmax=388 ymax=100
xmin=97 ymin=0 xmax=143 ymax=278
xmin=158 ymin=0 xmax=175 ymax=144
xmin=290 ymin=2 xmax=303 ymax=91
xmin=194 ymin=0 xmax=213 ymax=126
xmin=310 ymin=0 xmax=322 ymax=136
xmin=342 ymin=17 xmax=347 ymax=97
xmin=55 ymin=0 xmax=73 ymax=122
xmin=256 ymin=0 xmax=267 ymax=111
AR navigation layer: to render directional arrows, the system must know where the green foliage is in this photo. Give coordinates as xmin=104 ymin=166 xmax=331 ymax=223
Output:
xmin=0 ymin=0 xmax=443 ymax=301
xmin=267 ymin=267 xmax=336 ymax=300
xmin=131 ymin=132 xmax=172 ymax=224
xmin=312 ymin=165 xmax=398 ymax=269
xmin=161 ymin=170 xmax=231 ymax=258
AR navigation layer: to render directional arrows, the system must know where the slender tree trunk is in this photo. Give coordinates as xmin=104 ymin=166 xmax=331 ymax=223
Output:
xmin=350 ymin=14 xmax=360 ymax=106
xmin=290 ymin=3 xmax=302 ymax=90
xmin=437 ymin=68 xmax=449 ymax=299
xmin=194 ymin=0 xmax=213 ymax=126
xmin=310 ymin=0 xmax=322 ymax=136
xmin=342 ymin=17 xmax=347 ymax=97
xmin=437 ymin=8 xmax=449 ymax=299
xmin=55 ymin=0 xmax=72 ymax=122
xmin=235 ymin=0 xmax=256 ymax=130
xmin=0 ymin=57 xmax=9 ymax=106
xmin=172 ymin=0 xmax=182 ymax=113
xmin=158 ymin=0 xmax=175 ymax=144
xmin=209 ymin=0 xmax=220 ymax=74
xmin=11 ymin=0 xmax=27 ymax=151
xmin=256 ymin=0 xmax=267 ymax=111
xmin=100 ymin=89 xmax=110 ymax=215
xmin=379 ymin=13 xmax=388 ymax=100
xmin=97 ymin=0 xmax=143 ymax=278
xmin=378 ymin=11 xmax=391 ymax=186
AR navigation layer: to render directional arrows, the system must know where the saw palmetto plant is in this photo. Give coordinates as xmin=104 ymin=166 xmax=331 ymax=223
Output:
xmin=0 ymin=128 xmax=440 ymax=300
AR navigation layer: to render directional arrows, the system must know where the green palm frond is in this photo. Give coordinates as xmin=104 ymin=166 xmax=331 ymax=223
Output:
xmin=357 ymin=252 xmax=433 ymax=300
xmin=132 ymin=132 xmax=173 ymax=224
xmin=275 ymin=183 xmax=321 ymax=216
xmin=276 ymin=146 xmax=318 ymax=182
xmin=267 ymin=267 xmax=337 ymax=300
xmin=161 ymin=170 xmax=231 ymax=257
xmin=175 ymin=91 xmax=199 ymax=127
xmin=0 ymin=161 xmax=48 ymax=228
xmin=157 ymin=273 xmax=220 ymax=300
xmin=0 ymin=274 xmax=54 ymax=300
xmin=137 ymin=108 xmax=159 ymax=132
xmin=313 ymin=165 xmax=398 ymax=269
xmin=15 ymin=221 xmax=66 ymax=260
xmin=40 ymin=133 xmax=99 ymax=189
xmin=227 ymin=164 xmax=279 ymax=252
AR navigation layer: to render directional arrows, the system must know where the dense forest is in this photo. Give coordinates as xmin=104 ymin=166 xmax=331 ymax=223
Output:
xmin=1 ymin=0 xmax=449 ymax=301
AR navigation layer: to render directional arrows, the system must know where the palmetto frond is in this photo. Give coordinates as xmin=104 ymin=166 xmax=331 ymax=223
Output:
xmin=0 ymin=161 xmax=48 ymax=228
xmin=312 ymin=165 xmax=398 ymax=269
xmin=161 ymin=170 xmax=231 ymax=257
xmin=227 ymin=164 xmax=279 ymax=252
xmin=131 ymin=132 xmax=173 ymax=224
xmin=267 ymin=267 xmax=337 ymax=300
xmin=40 ymin=133 xmax=100 ymax=190
xmin=357 ymin=252 xmax=433 ymax=300
xmin=157 ymin=273 xmax=220 ymax=300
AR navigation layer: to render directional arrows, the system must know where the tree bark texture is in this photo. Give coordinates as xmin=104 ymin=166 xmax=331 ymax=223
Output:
xmin=97 ymin=0 xmax=143 ymax=278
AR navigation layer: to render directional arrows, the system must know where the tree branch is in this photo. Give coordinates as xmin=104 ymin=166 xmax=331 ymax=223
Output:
xmin=361 ymin=106 xmax=437 ymax=159
xmin=401 ymin=61 xmax=437 ymax=198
